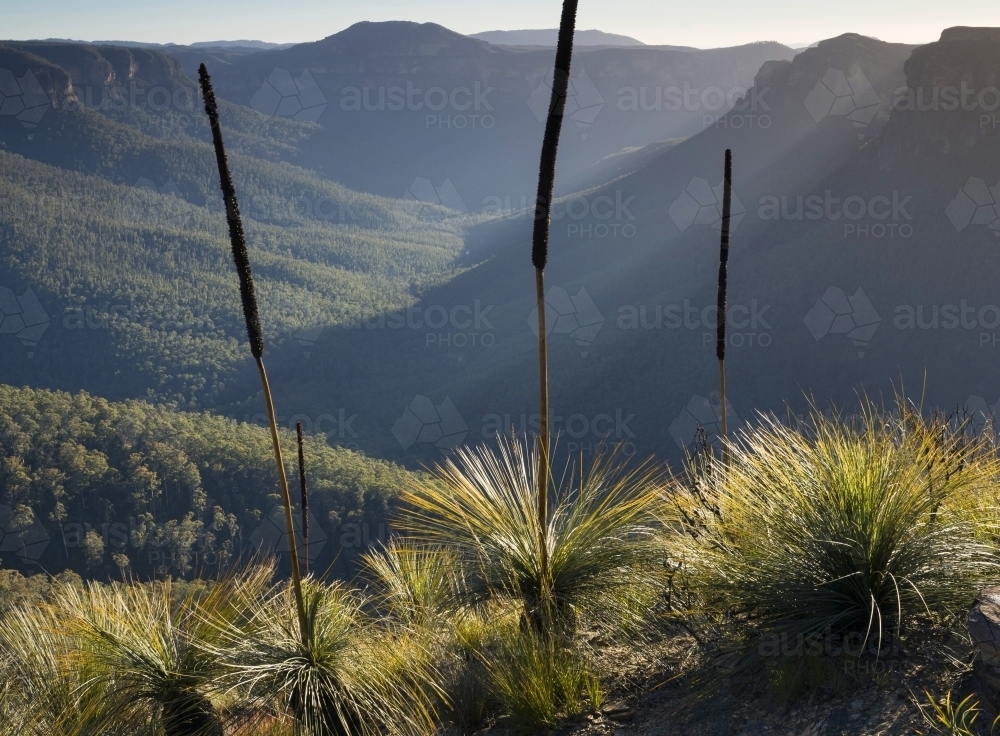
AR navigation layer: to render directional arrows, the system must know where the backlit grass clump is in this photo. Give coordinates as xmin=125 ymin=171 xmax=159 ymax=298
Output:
xmin=664 ymin=399 xmax=1000 ymax=676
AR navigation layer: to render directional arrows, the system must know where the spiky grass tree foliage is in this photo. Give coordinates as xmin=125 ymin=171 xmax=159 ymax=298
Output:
xmin=0 ymin=602 xmax=81 ymax=736
xmin=482 ymin=625 xmax=600 ymax=729
xmin=361 ymin=540 xmax=457 ymax=629
xmin=665 ymin=399 xmax=1000 ymax=673
xmin=198 ymin=63 xmax=307 ymax=642
xmin=396 ymin=439 xmax=664 ymax=637
xmin=201 ymin=577 xmax=439 ymax=736
xmin=54 ymin=567 xmax=273 ymax=736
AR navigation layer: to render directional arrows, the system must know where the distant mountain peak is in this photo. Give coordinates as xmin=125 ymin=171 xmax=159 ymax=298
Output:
xmin=470 ymin=29 xmax=645 ymax=47
xmin=318 ymin=21 xmax=486 ymax=54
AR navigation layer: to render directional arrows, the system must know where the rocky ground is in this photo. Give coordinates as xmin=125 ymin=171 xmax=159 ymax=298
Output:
xmin=475 ymin=632 xmax=986 ymax=736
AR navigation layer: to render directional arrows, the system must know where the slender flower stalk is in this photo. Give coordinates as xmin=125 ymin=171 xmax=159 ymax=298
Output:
xmin=197 ymin=63 xmax=308 ymax=646
xmin=531 ymin=0 xmax=580 ymax=605
xmin=715 ymin=149 xmax=733 ymax=464
xmin=296 ymin=421 xmax=309 ymax=576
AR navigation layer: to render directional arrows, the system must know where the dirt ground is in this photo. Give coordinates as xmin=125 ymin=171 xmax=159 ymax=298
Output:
xmin=475 ymin=632 xmax=985 ymax=736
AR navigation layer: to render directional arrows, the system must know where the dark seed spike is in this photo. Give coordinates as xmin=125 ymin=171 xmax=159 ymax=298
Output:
xmin=531 ymin=0 xmax=580 ymax=271
xmin=716 ymin=149 xmax=733 ymax=363
xmin=198 ymin=63 xmax=265 ymax=359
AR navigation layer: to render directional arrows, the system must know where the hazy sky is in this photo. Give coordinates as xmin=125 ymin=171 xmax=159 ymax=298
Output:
xmin=5 ymin=0 xmax=999 ymax=48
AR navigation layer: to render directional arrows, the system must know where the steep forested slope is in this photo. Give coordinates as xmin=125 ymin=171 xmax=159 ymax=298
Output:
xmin=0 ymin=385 xmax=410 ymax=579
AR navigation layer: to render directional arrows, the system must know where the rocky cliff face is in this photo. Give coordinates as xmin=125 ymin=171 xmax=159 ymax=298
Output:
xmin=752 ymin=34 xmax=913 ymax=135
xmin=0 ymin=44 xmax=74 ymax=113
xmin=874 ymin=27 xmax=1000 ymax=165
xmin=2 ymin=42 xmax=189 ymax=96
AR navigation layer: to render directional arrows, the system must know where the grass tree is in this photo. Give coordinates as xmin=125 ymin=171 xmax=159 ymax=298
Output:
xmin=665 ymin=398 xmax=1000 ymax=675
xmin=530 ymin=0 xmax=580 ymax=606
xmin=199 ymin=577 xmax=440 ymax=736
xmin=198 ymin=64 xmax=307 ymax=643
xmin=0 ymin=601 xmax=81 ymax=736
xmin=393 ymin=439 xmax=662 ymax=728
xmin=42 ymin=567 xmax=270 ymax=736
xmin=361 ymin=540 xmax=457 ymax=629
xmin=396 ymin=439 xmax=664 ymax=636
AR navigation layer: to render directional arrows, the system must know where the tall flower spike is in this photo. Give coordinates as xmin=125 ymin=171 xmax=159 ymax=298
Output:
xmin=716 ymin=149 xmax=733 ymax=457
xmin=197 ymin=63 xmax=264 ymax=359
xmin=198 ymin=63 xmax=308 ymax=647
xmin=531 ymin=0 xmax=580 ymax=271
xmin=530 ymin=0 xmax=580 ymax=605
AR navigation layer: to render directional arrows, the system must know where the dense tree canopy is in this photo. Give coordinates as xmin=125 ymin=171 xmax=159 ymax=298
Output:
xmin=0 ymin=385 xmax=413 ymax=580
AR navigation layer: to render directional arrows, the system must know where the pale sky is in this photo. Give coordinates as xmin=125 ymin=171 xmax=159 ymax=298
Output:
xmin=4 ymin=0 xmax=999 ymax=49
